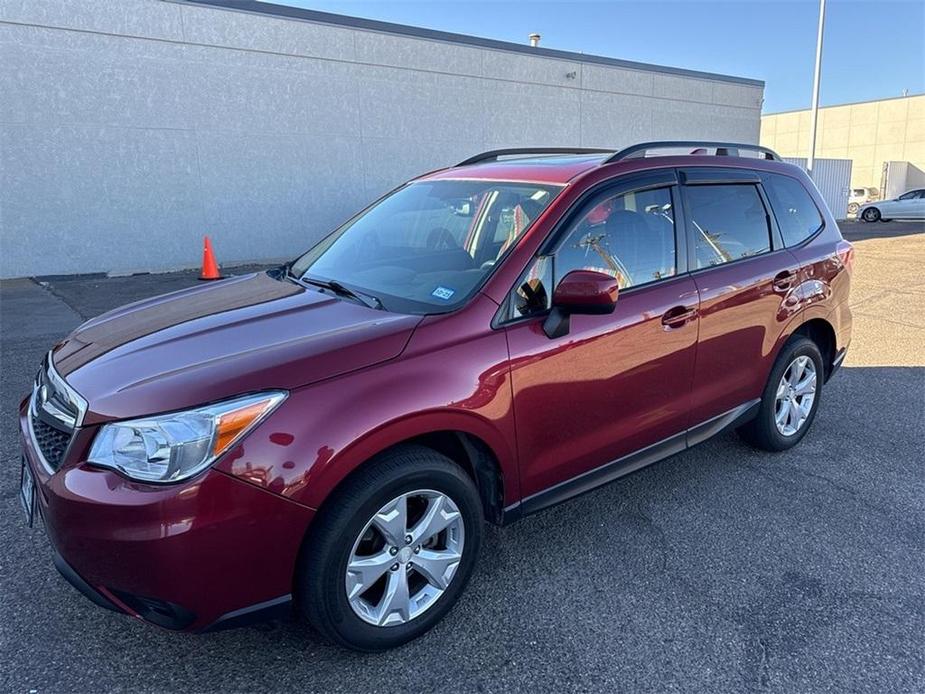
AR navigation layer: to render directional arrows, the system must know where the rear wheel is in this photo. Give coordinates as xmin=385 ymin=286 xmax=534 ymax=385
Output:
xmin=738 ymin=336 xmax=823 ymax=452
xmin=297 ymin=446 xmax=483 ymax=651
xmin=861 ymin=207 xmax=881 ymax=222
xmin=847 ymin=202 xmax=860 ymax=215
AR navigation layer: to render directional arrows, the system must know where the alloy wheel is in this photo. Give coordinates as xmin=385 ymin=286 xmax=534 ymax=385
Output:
xmin=774 ymin=355 xmax=817 ymax=436
xmin=345 ymin=490 xmax=465 ymax=627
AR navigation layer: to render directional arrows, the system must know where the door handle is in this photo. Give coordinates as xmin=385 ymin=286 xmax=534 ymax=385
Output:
xmin=773 ymin=269 xmax=797 ymax=293
xmin=661 ymin=305 xmax=697 ymax=329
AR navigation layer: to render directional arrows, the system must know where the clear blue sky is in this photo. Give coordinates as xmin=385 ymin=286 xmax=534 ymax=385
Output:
xmin=263 ymin=0 xmax=924 ymax=113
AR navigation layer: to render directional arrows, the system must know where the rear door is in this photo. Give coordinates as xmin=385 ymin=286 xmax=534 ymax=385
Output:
xmin=679 ymin=168 xmax=802 ymax=431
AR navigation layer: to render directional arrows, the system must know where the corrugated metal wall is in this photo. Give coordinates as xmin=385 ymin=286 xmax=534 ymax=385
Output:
xmin=784 ymin=157 xmax=853 ymax=219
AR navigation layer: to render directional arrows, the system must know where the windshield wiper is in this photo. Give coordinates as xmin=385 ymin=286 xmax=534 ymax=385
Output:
xmin=302 ymin=276 xmax=383 ymax=310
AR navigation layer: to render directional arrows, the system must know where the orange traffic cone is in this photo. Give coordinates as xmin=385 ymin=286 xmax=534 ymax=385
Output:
xmin=199 ymin=235 xmax=223 ymax=281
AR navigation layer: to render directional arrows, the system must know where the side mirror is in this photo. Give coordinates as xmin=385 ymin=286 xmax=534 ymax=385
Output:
xmin=543 ymin=270 xmax=619 ymax=338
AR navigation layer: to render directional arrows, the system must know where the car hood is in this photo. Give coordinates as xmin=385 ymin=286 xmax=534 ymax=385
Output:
xmin=53 ymin=272 xmax=421 ymax=424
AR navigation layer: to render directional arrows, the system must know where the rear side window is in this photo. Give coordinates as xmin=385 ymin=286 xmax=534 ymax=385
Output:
xmin=686 ymin=184 xmax=771 ymax=269
xmin=762 ymin=173 xmax=824 ymax=247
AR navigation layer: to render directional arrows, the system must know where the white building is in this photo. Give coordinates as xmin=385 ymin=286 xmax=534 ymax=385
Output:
xmin=0 ymin=0 xmax=765 ymax=277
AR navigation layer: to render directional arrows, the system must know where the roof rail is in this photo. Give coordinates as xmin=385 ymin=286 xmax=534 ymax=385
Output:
xmin=603 ymin=141 xmax=781 ymax=163
xmin=456 ymin=148 xmax=614 ymax=167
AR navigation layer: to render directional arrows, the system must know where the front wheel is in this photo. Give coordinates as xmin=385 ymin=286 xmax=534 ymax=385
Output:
xmin=847 ymin=202 xmax=860 ymax=215
xmin=861 ymin=207 xmax=881 ymax=222
xmin=737 ymin=336 xmax=823 ymax=452
xmin=297 ymin=446 xmax=483 ymax=651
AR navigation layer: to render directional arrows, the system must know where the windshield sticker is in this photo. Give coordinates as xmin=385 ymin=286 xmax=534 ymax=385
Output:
xmin=431 ymin=286 xmax=456 ymax=301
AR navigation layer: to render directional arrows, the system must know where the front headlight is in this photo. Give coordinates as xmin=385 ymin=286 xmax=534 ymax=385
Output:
xmin=87 ymin=391 xmax=287 ymax=483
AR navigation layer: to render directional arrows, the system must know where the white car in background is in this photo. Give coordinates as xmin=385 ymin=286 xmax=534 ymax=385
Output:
xmin=847 ymin=187 xmax=878 ymax=216
xmin=858 ymin=189 xmax=925 ymax=222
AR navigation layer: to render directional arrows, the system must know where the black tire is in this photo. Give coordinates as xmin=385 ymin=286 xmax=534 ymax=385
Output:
xmin=861 ymin=207 xmax=881 ymax=222
xmin=297 ymin=445 xmax=483 ymax=651
xmin=847 ymin=202 xmax=860 ymax=215
xmin=737 ymin=336 xmax=824 ymax=452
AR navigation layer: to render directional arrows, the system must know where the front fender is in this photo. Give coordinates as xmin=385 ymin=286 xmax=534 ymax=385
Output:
xmin=214 ymin=317 xmax=518 ymax=510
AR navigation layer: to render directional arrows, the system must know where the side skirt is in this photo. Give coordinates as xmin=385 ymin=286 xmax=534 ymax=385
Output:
xmin=503 ymin=399 xmax=760 ymax=523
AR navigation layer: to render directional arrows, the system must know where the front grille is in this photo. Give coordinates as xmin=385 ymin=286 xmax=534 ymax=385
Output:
xmin=30 ymin=413 xmax=72 ymax=471
xmin=28 ymin=352 xmax=85 ymax=472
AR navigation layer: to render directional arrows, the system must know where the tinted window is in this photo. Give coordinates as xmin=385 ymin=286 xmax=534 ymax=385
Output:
xmin=762 ymin=173 xmax=824 ymax=247
xmin=898 ymin=190 xmax=924 ymax=200
xmin=686 ymin=184 xmax=771 ymax=269
xmin=290 ymin=180 xmax=561 ymax=313
xmin=503 ymin=186 xmax=676 ymax=321
xmin=554 ymin=187 xmax=676 ymax=289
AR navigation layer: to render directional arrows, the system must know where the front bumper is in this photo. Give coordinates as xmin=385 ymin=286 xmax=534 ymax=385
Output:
xmin=19 ymin=401 xmax=315 ymax=632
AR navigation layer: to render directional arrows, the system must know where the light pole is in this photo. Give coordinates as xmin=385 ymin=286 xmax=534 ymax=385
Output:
xmin=807 ymin=0 xmax=826 ymax=178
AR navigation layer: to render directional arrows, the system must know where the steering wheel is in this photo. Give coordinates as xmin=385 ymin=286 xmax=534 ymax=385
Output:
xmin=425 ymin=227 xmax=459 ymax=250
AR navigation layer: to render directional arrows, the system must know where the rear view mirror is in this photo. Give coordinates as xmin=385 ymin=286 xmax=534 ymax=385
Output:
xmin=543 ymin=270 xmax=619 ymax=338
xmin=448 ymin=198 xmax=473 ymax=216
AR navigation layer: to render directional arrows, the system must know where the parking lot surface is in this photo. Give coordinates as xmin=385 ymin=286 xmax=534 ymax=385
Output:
xmin=1 ymin=221 xmax=923 ymax=693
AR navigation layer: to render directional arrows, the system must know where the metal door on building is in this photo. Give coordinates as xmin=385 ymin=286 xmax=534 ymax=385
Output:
xmin=784 ymin=157 xmax=852 ymax=220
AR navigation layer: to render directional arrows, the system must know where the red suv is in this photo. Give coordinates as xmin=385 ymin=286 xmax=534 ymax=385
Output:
xmin=20 ymin=142 xmax=853 ymax=651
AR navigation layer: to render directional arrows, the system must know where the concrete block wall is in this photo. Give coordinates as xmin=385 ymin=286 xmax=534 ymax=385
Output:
xmin=761 ymin=94 xmax=925 ymax=190
xmin=0 ymin=0 xmax=764 ymax=278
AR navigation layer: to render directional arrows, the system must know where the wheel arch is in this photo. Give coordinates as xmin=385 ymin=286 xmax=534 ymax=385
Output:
xmin=764 ymin=310 xmax=836 ymax=389
xmin=304 ymin=413 xmax=515 ymax=528
xmin=794 ymin=317 xmax=837 ymax=381
xmin=383 ymin=430 xmax=507 ymax=525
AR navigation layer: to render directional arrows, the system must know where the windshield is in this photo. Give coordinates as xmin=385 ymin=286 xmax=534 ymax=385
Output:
xmin=291 ymin=179 xmax=562 ymax=313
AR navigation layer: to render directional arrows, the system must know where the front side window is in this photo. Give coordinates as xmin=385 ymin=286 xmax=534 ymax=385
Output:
xmin=291 ymin=180 xmax=561 ymax=313
xmin=503 ymin=186 xmax=677 ymax=321
xmin=554 ymin=187 xmax=677 ymax=289
xmin=686 ymin=184 xmax=771 ymax=269
xmin=761 ymin=173 xmax=824 ymax=247
xmin=898 ymin=190 xmax=924 ymax=200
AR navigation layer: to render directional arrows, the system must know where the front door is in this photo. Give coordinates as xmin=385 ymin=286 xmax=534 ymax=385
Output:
xmin=901 ymin=189 xmax=925 ymax=218
xmin=501 ymin=174 xmax=699 ymax=502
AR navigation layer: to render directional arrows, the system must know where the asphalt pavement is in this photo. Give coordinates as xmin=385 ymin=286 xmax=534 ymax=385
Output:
xmin=1 ymin=220 xmax=923 ymax=693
